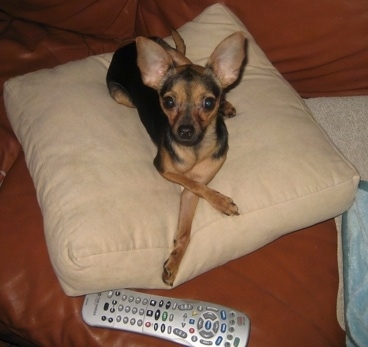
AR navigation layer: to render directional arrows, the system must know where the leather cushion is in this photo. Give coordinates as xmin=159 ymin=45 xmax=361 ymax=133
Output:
xmin=136 ymin=0 xmax=368 ymax=97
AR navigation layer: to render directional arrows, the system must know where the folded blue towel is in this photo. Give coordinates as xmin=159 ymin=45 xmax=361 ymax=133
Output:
xmin=342 ymin=180 xmax=368 ymax=347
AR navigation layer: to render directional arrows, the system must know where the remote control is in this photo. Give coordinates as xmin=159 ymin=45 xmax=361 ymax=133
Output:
xmin=82 ymin=289 xmax=250 ymax=347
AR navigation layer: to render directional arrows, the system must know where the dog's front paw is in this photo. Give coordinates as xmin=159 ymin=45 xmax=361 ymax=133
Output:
xmin=223 ymin=100 xmax=237 ymax=118
xmin=209 ymin=191 xmax=239 ymax=216
xmin=221 ymin=196 xmax=240 ymax=216
xmin=162 ymin=256 xmax=178 ymax=287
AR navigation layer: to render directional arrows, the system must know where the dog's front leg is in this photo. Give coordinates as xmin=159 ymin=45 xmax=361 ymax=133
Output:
xmin=162 ymin=189 xmax=199 ymax=286
xmin=161 ymin=172 xmax=239 ymax=216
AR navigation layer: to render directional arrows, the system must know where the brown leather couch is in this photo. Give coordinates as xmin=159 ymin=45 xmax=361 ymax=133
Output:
xmin=1 ymin=1 xmax=367 ymax=346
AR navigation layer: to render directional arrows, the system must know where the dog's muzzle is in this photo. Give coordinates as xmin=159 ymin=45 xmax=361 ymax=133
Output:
xmin=174 ymin=124 xmax=203 ymax=146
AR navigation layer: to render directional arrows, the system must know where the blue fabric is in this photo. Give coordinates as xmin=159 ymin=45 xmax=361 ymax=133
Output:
xmin=342 ymin=180 xmax=368 ymax=347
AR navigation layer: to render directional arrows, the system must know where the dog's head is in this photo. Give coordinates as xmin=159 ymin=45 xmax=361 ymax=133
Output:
xmin=136 ymin=32 xmax=247 ymax=146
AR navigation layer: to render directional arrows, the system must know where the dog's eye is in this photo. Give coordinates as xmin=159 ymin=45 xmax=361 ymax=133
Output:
xmin=203 ymin=97 xmax=216 ymax=110
xmin=163 ymin=96 xmax=175 ymax=109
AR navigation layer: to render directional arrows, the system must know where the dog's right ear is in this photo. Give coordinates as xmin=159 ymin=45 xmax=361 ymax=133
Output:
xmin=136 ymin=37 xmax=173 ymax=90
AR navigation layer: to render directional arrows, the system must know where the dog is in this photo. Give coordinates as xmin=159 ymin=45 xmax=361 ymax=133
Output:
xmin=107 ymin=30 xmax=247 ymax=286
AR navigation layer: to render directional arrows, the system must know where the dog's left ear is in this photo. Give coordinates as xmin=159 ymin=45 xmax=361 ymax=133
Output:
xmin=136 ymin=37 xmax=174 ymax=90
xmin=206 ymin=32 xmax=247 ymax=88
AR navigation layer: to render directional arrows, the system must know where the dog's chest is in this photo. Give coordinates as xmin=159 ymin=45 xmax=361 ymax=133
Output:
xmin=172 ymin=138 xmax=219 ymax=173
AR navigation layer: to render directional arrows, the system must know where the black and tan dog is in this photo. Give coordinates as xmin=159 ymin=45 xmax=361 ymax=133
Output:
xmin=107 ymin=31 xmax=247 ymax=286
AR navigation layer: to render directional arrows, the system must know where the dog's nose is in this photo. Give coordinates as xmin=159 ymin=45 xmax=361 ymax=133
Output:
xmin=178 ymin=125 xmax=194 ymax=139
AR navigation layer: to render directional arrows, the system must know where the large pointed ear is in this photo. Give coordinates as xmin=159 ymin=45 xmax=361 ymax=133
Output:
xmin=136 ymin=37 xmax=174 ymax=90
xmin=206 ymin=32 xmax=247 ymax=88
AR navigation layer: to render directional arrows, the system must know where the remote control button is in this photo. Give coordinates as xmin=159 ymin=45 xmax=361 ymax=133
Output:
xmin=123 ymin=317 xmax=129 ymax=324
xmin=172 ymin=303 xmax=177 ymax=310
xmin=128 ymin=296 xmax=134 ymax=303
xmin=145 ymin=322 xmax=151 ymax=328
xmin=215 ymin=336 xmax=223 ymax=346
xmin=221 ymin=323 xmax=227 ymax=333
xmin=110 ymin=307 xmax=115 ymax=313
xmin=225 ymin=343 xmax=231 ymax=347
xmin=199 ymin=339 xmax=212 ymax=345
xmin=108 ymin=317 xmax=113 ymax=323
xmin=154 ymin=323 xmax=159 ymax=331
xmin=206 ymin=306 xmax=219 ymax=312
xmin=118 ymin=304 xmax=124 ymax=311
xmin=178 ymin=303 xmax=193 ymax=311
xmin=101 ymin=316 xmax=107 ymax=321
xmin=107 ymin=291 xmax=113 ymax=298
xmin=220 ymin=310 xmax=227 ymax=320
xmin=155 ymin=309 xmax=161 ymax=320
xmin=135 ymin=297 xmax=141 ymax=304
xmin=137 ymin=319 xmax=143 ymax=327
xmin=198 ymin=305 xmax=204 ymax=312
xmin=130 ymin=318 xmax=136 ymax=325
xmin=116 ymin=315 xmax=121 ymax=322
xmin=227 ymin=334 xmax=233 ymax=341
xmin=162 ymin=311 xmax=168 ymax=321
xmin=173 ymin=328 xmax=187 ymax=339
xmin=203 ymin=312 xmax=217 ymax=321
xmin=189 ymin=318 xmax=195 ymax=325
xmin=189 ymin=328 xmax=195 ymax=334
xmin=234 ymin=337 xmax=240 ymax=347
xmin=198 ymin=317 xmax=204 ymax=329
xmin=103 ymin=303 xmax=109 ymax=311
xmin=159 ymin=300 xmax=164 ymax=307
xmin=115 ymin=291 xmax=121 ymax=296
xmin=147 ymin=310 xmax=153 ymax=317
xmin=122 ymin=294 xmax=127 ymax=301
xmin=143 ymin=298 xmax=149 ymax=305
xmin=168 ymin=326 xmax=172 ymax=334
xmin=205 ymin=320 xmax=212 ymax=330
xmin=150 ymin=300 xmax=157 ymax=306
xmin=213 ymin=321 xmax=219 ymax=333
xmin=161 ymin=324 xmax=166 ymax=333
xmin=125 ymin=306 xmax=131 ymax=313
xmin=139 ymin=308 xmax=145 ymax=315
xmin=199 ymin=330 xmax=214 ymax=339
xmin=166 ymin=301 xmax=171 ymax=309
xmin=237 ymin=316 xmax=246 ymax=326
xmin=112 ymin=300 xmax=117 ymax=305
xmin=132 ymin=307 xmax=138 ymax=314
xmin=191 ymin=336 xmax=198 ymax=342
xmin=169 ymin=314 xmax=174 ymax=322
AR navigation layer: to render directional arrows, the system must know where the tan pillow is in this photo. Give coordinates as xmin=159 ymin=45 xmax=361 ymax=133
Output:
xmin=4 ymin=4 xmax=359 ymax=296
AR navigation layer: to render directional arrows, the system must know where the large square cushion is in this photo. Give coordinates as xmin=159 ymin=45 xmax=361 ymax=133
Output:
xmin=4 ymin=4 xmax=359 ymax=295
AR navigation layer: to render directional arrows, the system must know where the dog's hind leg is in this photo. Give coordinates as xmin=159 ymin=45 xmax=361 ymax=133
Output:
xmin=107 ymin=82 xmax=135 ymax=108
xmin=162 ymin=189 xmax=199 ymax=286
xmin=223 ymin=100 xmax=237 ymax=118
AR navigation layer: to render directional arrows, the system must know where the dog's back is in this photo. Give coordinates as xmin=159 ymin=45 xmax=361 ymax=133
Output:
xmin=106 ymin=42 xmax=168 ymax=145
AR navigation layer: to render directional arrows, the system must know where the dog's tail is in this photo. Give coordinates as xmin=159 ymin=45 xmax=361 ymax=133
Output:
xmin=171 ymin=29 xmax=186 ymax=55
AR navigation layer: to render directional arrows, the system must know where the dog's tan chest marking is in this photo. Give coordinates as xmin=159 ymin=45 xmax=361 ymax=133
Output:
xmin=169 ymin=122 xmax=222 ymax=171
